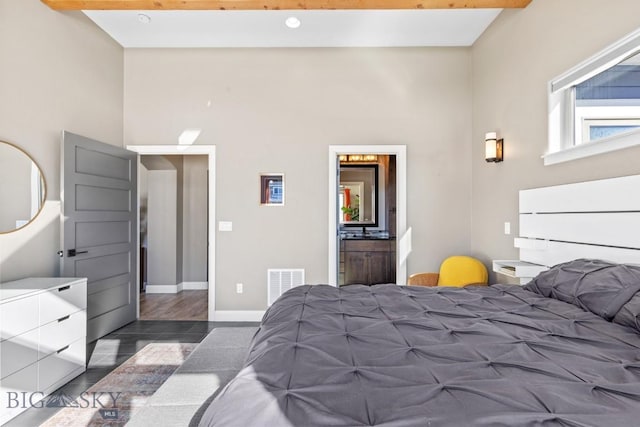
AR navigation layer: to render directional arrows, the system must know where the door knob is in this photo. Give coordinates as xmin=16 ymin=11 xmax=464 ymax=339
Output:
xmin=67 ymin=249 xmax=88 ymax=257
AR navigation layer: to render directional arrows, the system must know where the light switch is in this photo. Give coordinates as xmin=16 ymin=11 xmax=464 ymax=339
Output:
xmin=219 ymin=221 xmax=233 ymax=232
xmin=504 ymin=222 xmax=511 ymax=235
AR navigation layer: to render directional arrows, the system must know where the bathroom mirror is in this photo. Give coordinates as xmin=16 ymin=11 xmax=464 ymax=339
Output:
xmin=0 ymin=141 xmax=46 ymax=233
xmin=339 ymin=164 xmax=378 ymax=227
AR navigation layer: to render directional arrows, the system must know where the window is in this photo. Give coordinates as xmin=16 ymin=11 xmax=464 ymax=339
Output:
xmin=581 ymin=118 xmax=640 ymax=143
xmin=545 ymin=28 xmax=640 ymax=165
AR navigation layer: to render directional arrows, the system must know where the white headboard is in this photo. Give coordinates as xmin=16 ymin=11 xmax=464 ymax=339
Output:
xmin=517 ymin=174 xmax=640 ymax=267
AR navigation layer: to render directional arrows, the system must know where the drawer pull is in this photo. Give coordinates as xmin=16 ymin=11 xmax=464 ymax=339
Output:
xmin=58 ymin=315 xmax=70 ymax=322
xmin=57 ymin=345 xmax=70 ymax=354
xmin=67 ymin=249 xmax=88 ymax=257
xmin=58 ymin=286 xmax=71 ymax=292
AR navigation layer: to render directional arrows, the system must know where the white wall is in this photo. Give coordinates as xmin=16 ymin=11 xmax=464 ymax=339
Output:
xmin=0 ymin=0 xmax=124 ymax=282
xmin=124 ymin=47 xmax=473 ymax=310
xmin=0 ymin=144 xmax=32 ymax=231
xmin=471 ymin=0 xmax=640 ymax=282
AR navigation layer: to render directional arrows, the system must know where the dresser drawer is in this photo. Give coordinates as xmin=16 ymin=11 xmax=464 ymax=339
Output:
xmin=0 ymin=296 xmax=39 ymax=341
xmin=0 ymin=363 xmax=38 ymax=425
xmin=38 ymin=337 xmax=86 ymax=394
xmin=39 ymin=310 xmax=86 ymax=359
xmin=0 ymin=328 xmax=39 ymax=380
xmin=39 ymin=280 xmax=87 ymax=325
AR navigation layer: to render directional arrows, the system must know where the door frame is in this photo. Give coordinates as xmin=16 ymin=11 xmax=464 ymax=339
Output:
xmin=127 ymin=145 xmax=216 ymax=321
xmin=328 ymin=145 xmax=407 ymax=287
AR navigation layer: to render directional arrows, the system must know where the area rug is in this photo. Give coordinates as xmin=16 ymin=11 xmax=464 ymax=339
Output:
xmin=40 ymin=342 xmax=197 ymax=427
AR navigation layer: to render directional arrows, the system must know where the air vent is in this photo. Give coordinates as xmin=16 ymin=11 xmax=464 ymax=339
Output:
xmin=268 ymin=269 xmax=305 ymax=306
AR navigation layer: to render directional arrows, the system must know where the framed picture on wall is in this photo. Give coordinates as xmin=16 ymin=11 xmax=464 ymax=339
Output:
xmin=260 ymin=173 xmax=285 ymax=206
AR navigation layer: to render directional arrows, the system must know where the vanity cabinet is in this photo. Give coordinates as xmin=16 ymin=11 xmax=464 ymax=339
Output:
xmin=341 ymin=239 xmax=396 ymax=285
xmin=0 ymin=278 xmax=87 ymax=425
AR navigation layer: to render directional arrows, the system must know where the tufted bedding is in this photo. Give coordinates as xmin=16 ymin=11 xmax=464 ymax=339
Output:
xmin=199 ymin=262 xmax=640 ymax=426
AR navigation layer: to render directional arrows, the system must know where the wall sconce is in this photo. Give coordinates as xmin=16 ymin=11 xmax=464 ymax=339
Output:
xmin=485 ymin=132 xmax=503 ymax=163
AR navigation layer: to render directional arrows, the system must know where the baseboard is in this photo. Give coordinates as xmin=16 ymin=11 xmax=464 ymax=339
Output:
xmin=212 ymin=310 xmax=265 ymax=322
xmin=145 ymin=283 xmax=183 ymax=294
xmin=181 ymin=281 xmax=209 ymax=290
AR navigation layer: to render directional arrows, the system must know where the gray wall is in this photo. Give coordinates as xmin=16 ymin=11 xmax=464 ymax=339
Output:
xmin=139 ymin=164 xmax=149 ymax=247
xmin=124 ymin=48 xmax=473 ymax=310
xmin=471 ymin=0 xmax=640 ymax=283
xmin=147 ymin=169 xmax=178 ymax=287
xmin=166 ymin=156 xmax=185 ymax=284
xmin=141 ymin=155 xmax=208 ymax=285
xmin=182 ymin=156 xmax=208 ymax=283
xmin=9 ymin=0 xmax=630 ymax=310
xmin=0 ymin=0 xmax=124 ymax=282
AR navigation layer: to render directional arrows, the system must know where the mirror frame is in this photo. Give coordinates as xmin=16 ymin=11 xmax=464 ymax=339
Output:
xmin=339 ymin=164 xmax=378 ymax=228
xmin=0 ymin=140 xmax=47 ymax=234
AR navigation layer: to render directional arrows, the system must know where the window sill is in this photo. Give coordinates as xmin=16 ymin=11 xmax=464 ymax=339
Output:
xmin=543 ymin=129 xmax=640 ymax=165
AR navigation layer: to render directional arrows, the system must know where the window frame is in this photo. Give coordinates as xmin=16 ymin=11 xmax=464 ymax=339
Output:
xmin=545 ymin=28 xmax=640 ymax=165
xmin=580 ymin=117 xmax=640 ymax=144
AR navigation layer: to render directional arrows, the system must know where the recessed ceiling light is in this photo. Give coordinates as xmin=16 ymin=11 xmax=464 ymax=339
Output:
xmin=178 ymin=129 xmax=201 ymax=145
xmin=285 ymin=17 xmax=301 ymax=29
xmin=137 ymin=13 xmax=151 ymax=24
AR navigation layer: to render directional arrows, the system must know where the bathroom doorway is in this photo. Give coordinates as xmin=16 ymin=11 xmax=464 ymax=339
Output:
xmin=328 ymin=145 xmax=408 ymax=287
xmin=338 ymin=155 xmax=397 ymax=286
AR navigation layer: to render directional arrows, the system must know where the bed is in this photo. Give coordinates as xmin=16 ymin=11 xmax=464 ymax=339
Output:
xmin=199 ymin=175 xmax=640 ymax=426
xmin=199 ymin=261 xmax=640 ymax=426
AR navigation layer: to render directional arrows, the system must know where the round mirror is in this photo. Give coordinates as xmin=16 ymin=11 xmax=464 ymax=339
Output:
xmin=0 ymin=141 xmax=46 ymax=233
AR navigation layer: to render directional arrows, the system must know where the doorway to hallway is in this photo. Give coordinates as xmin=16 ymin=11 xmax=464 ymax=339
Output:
xmin=127 ymin=145 xmax=216 ymax=321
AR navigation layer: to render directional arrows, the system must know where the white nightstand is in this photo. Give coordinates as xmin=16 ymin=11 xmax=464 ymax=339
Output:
xmin=492 ymin=260 xmax=548 ymax=285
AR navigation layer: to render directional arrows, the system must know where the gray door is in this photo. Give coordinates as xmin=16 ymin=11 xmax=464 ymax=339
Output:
xmin=61 ymin=131 xmax=137 ymax=342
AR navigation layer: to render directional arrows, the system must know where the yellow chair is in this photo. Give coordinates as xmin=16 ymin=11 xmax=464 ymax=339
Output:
xmin=408 ymin=256 xmax=488 ymax=287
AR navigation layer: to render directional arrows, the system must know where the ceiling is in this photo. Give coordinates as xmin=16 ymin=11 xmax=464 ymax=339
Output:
xmin=82 ymin=9 xmax=503 ymax=48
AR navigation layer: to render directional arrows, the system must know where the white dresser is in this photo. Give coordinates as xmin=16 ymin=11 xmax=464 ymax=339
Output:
xmin=0 ymin=277 xmax=87 ymax=425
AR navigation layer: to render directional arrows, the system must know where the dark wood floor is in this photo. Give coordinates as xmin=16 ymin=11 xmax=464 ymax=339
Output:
xmin=140 ymin=290 xmax=208 ymax=321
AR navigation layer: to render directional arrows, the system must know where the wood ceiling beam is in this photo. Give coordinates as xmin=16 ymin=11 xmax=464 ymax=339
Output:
xmin=41 ymin=0 xmax=532 ymax=11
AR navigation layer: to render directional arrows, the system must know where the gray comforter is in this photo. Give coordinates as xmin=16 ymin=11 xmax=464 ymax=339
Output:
xmin=200 ymin=261 xmax=640 ymax=426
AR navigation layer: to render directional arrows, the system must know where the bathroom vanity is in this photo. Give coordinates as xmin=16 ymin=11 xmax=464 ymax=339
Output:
xmin=339 ymin=234 xmax=396 ymax=286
